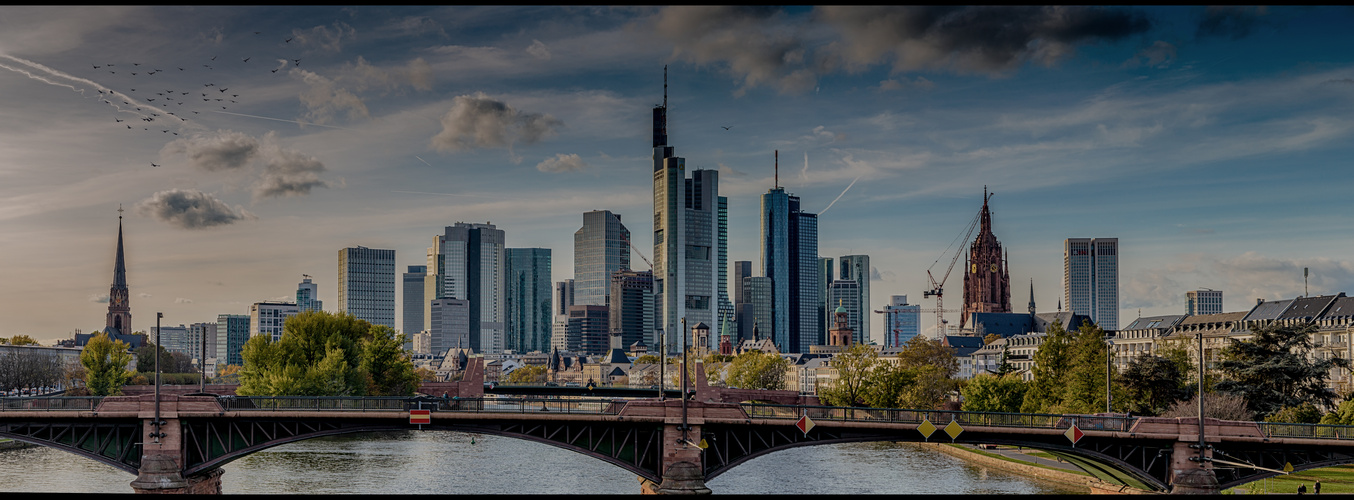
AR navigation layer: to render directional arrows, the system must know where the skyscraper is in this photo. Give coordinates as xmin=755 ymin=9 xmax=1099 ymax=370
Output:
xmin=429 ymin=298 xmax=470 ymax=355
xmin=610 ymin=269 xmax=654 ymax=350
xmin=296 ymin=275 xmax=323 ymax=313
xmin=838 ymin=255 xmax=871 ymax=344
xmin=741 ymin=276 xmax=774 ymax=344
xmin=1187 ymin=289 xmax=1223 ymax=316
xmin=426 ymin=223 xmax=506 ymax=353
xmin=338 ymin=246 xmax=396 ymax=328
xmin=961 ymin=189 xmax=1011 ymax=328
xmin=250 ymin=301 xmax=299 ymax=342
xmin=574 ymin=211 xmax=630 ymax=307
xmin=760 ymin=153 xmax=819 ymax=353
xmin=731 ymin=261 xmax=752 ymax=342
xmin=827 ymin=280 xmax=863 ymax=344
xmin=552 ymin=279 xmax=575 ymax=352
xmin=881 ymin=295 xmax=921 ymax=347
xmin=506 ymin=248 xmax=552 ymax=353
xmin=566 ymin=305 xmax=610 ymax=355
xmin=1064 ymin=237 xmax=1119 ymax=330
xmin=651 ymin=69 xmax=724 ymax=354
xmin=216 ymin=314 xmax=250 ymax=367
xmin=403 ymin=265 xmax=426 ymax=343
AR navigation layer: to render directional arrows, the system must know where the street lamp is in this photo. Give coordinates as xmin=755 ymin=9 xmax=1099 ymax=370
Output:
xmin=1105 ymin=334 xmax=1115 ymax=413
xmin=657 ymin=328 xmax=665 ymax=401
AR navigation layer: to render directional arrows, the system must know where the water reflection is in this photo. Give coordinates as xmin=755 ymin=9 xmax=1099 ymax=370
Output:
xmin=0 ymin=433 xmax=1081 ymax=494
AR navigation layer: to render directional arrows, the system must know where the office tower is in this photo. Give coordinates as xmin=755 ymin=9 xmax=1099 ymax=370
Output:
xmin=188 ymin=321 xmax=217 ymax=366
xmin=1187 ymin=289 xmax=1223 ymax=316
xmin=296 ymin=275 xmax=323 ymax=313
xmin=338 ymin=246 xmax=396 ymax=328
xmin=819 ymin=257 xmax=834 ymax=341
xmin=403 ymin=265 xmax=427 ymax=337
xmin=838 ymin=255 xmax=871 ymax=344
xmin=429 ymin=298 xmax=470 ymax=355
xmin=250 ymin=301 xmax=299 ymax=342
xmin=152 ymin=324 xmax=192 ymax=356
xmin=552 ymin=279 xmax=575 ymax=352
xmin=881 ymin=295 xmax=921 ymax=347
xmin=574 ymin=211 xmax=630 ymax=307
xmin=741 ymin=276 xmax=774 ymax=342
xmin=216 ymin=314 xmax=250 ymax=367
xmin=426 ymin=223 xmax=507 ymax=353
xmin=506 ymin=248 xmax=552 ymax=354
xmin=1064 ymin=237 xmax=1119 ymax=330
xmin=716 ymin=196 xmax=734 ymax=343
xmin=566 ymin=305 xmax=610 ymax=355
xmin=828 ymin=280 xmax=863 ymax=345
xmin=760 ymin=154 xmax=820 ymax=353
xmin=732 ymin=261 xmax=752 ymax=342
xmin=651 ymin=71 xmax=723 ymax=354
xmin=610 ymin=269 xmax=655 ymax=349
xmin=962 ymin=189 xmax=1012 ymax=329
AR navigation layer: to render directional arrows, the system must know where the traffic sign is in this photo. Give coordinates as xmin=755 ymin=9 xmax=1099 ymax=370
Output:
xmin=1064 ymin=424 xmax=1084 ymax=445
xmin=944 ymin=420 xmax=964 ymax=440
xmin=1283 ymin=462 xmax=1294 ymax=473
xmin=917 ymin=418 xmax=937 ymax=440
xmin=796 ymin=415 xmax=816 ymax=435
xmin=410 ymin=409 xmax=431 ymax=425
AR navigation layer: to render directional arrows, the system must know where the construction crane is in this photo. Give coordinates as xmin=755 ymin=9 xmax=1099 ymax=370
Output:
xmin=873 ymin=307 xmax=958 ymax=343
xmin=922 ymin=197 xmax=986 ymax=338
xmin=621 ymin=233 xmax=653 ymax=271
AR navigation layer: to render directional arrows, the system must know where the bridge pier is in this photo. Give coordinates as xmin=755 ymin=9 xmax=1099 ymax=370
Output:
xmin=96 ymin=394 xmax=225 ymax=494
xmin=1168 ymin=431 xmax=1217 ymax=495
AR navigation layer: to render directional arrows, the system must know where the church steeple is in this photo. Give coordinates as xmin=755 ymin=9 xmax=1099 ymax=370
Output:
xmin=961 ymin=187 xmax=1012 ymax=329
xmin=105 ymin=206 xmax=132 ymax=336
xmin=113 ymin=208 xmax=127 ymax=287
xmin=1028 ymin=279 xmax=1036 ymax=316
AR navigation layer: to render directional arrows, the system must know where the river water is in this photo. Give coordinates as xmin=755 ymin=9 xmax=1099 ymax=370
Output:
xmin=0 ymin=432 xmax=1081 ymax=494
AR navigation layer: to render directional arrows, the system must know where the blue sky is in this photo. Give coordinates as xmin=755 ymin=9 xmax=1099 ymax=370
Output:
xmin=2 ymin=6 xmax=1353 ymax=344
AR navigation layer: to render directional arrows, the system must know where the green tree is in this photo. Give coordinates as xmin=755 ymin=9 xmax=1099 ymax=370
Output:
xmin=238 ymin=311 xmax=414 ymax=396
xmin=862 ymin=361 xmax=919 ymax=408
xmin=818 ymin=343 xmax=877 ymax=407
xmin=633 ymin=354 xmax=660 ymax=365
xmin=1058 ymin=321 xmax=1112 ymax=414
xmin=962 ymin=373 xmax=1029 ymax=413
xmin=894 ymin=336 xmax=960 ymax=410
xmin=1265 ymin=402 xmax=1322 ymax=424
xmin=80 ymin=332 xmax=133 ymax=396
xmin=1321 ymin=398 xmax=1354 ymax=425
xmin=1216 ymin=322 xmax=1349 ymax=419
xmin=896 ymin=335 xmax=959 ymax=377
xmin=1120 ymin=353 xmax=1190 ymax=416
xmin=726 ymin=350 xmax=788 ymax=390
xmin=507 ymin=365 xmax=547 ymax=384
xmin=135 ymin=343 xmax=177 ymax=373
xmin=361 ymin=326 xmax=419 ymax=395
xmin=9 ymin=335 xmax=39 ymax=346
xmin=1020 ymin=320 xmax=1075 ymax=413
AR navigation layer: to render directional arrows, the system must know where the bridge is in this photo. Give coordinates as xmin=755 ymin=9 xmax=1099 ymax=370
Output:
xmin=4 ymin=389 xmax=1354 ymax=495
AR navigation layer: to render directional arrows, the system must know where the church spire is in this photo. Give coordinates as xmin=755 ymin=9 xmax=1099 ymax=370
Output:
xmin=1028 ymin=279 xmax=1036 ymax=316
xmin=113 ymin=206 xmax=127 ymax=288
xmin=106 ymin=206 xmax=132 ymax=336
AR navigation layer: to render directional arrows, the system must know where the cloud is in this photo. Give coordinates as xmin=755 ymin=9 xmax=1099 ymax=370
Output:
xmin=254 ymin=146 xmax=330 ymax=200
xmin=802 ymin=125 xmax=844 ymax=145
xmin=174 ymin=297 xmax=193 ymax=304
xmin=1195 ymin=6 xmax=1267 ymax=40
xmin=536 ymin=153 xmax=587 ymax=173
xmin=161 ymin=130 xmax=259 ymax=171
xmin=295 ymin=69 xmax=370 ymax=124
xmin=1124 ymin=40 xmax=1176 ymax=69
xmin=718 ymin=163 xmax=749 ymax=178
xmin=527 ymin=39 xmax=552 ymax=60
xmin=138 ymin=293 xmax=152 ymax=298
xmin=291 ymin=56 xmax=432 ymax=125
xmin=1123 ymin=252 xmax=1354 ymax=311
xmin=88 ymin=294 xmax=109 ymax=303
xmin=870 ymin=266 xmax=884 ymax=281
xmin=653 ymin=6 xmax=818 ymax=95
xmin=431 ymin=92 xmax=564 ymax=152
xmin=134 ymin=189 xmax=255 ymax=229
xmin=291 ymin=22 xmax=356 ymax=52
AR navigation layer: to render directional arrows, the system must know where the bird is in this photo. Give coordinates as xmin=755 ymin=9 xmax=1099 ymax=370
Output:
xmin=271 ymin=69 xmax=279 ymax=73
xmin=133 ymin=63 xmax=140 ymax=66
xmin=192 ymin=111 xmax=199 ymax=114
xmin=178 ymin=67 xmax=185 ymax=71
xmin=130 ymin=72 xmax=137 ymax=75
xmin=721 ymin=126 xmax=732 ymax=130
xmin=146 ymin=98 xmax=155 ymax=102
xmin=126 ymin=125 xmax=132 ymax=129
xmin=242 ymin=57 xmax=250 ymax=62
xmin=130 ymin=89 xmax=136 ymax=92
xmin=210 ymin=56 xmax=216 ymax=61
xmin=285 ymin=37 xmax=293 ymax=43
xmin=254 ymin=31 xmax=261 ymax=35
xmin=204 ymin=83 xmax=213 ymax=87
xmin=109 ymin=71 xmax=115 ymax=74
xmin=92 ymin=64 xmax=101 ymax=69
xmin=115 ymin=118 xmax=123 ymax=122
xmin=150 ymin=163 xmax=159 ymax=167
xmin=293 ymin=59 xmax=301 ymax=66
xmin=219 ymin=88 xmax=228 ymax=93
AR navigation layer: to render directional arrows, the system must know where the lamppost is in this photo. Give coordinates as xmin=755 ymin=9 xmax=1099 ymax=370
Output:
xmin=199 ymin=323 xmax=207 ymax=394
xmin=153 ymin=312 xmax=164 ymax=444
xmin=658 ymin=328 xmax=666 ymax=401
xmin=1197 ymin=328 xmax=1206 ymax=467
xmin=1105 ymin=334 xmax=1114 ymax=413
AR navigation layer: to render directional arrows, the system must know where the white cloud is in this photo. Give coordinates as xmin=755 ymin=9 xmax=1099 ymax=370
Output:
xmin=536 ymin=153 xmax=587 ymax=173
xmin=527 ymin=39 xmax=552 ymax=60
xmin=138 ymin=292 xmax=152 ymax=298
xmin=88 ymin=294 xmax=109 ymax=303
xmin=174 ymin=297 xmax=193 ymax=304
xmin=430 ymin=92 xmax=563 ymax=152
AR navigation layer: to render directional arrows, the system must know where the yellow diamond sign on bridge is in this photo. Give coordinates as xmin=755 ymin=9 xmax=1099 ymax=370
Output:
xmin=944 ymin=420 xmax=964 ymax=440
xmin=917 ymin=418 xmax=937 ymax=440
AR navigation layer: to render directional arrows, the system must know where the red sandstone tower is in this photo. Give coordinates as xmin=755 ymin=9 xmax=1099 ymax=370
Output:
xmin=961 ymin=188 xmax=1011 ymax=329
xmin=828 ymin=304 xmax=853 ymax=347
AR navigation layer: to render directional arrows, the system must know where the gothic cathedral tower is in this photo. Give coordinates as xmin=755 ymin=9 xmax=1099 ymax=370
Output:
xmin=961 ymin=188 xmax=1011 ymax=329
xmin=105 ymin=207 xmax=132 ymax=336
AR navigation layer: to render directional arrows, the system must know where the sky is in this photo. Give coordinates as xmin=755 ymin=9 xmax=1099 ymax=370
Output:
xmin=3 ymin=6 xmax=1354 ymax=346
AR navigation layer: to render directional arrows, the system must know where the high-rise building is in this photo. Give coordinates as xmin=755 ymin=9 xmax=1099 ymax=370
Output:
xmin=651 ymin=71 xmax=724 ymax=354
xmin=838 ymin=255 xmax=871 ymax=344
xmin=296 ymin=275 xmax=323 ymax=313
xmin=506 ymin=248 xmax=552 ymax=354
xmin=216 ymin=314 xmax=250 ymax=367
xmin=962 ymin=189 xmax=1012 ymax=329
xmin=426 ymin=223 xmax=506 ymax=353
xmin=881 ymin=295 xmax=921 ymax=347
xmin=152 ymin=324 xmax=192 ymax=356
xmin=566 ymin=305 xmax=610 ymax=355
xmin=731 ymin=261 xmax=752 ymax=342
xmin=429 ymin=298 xmax=470 ymax=355
xmin=1187 ymin=289 xmax=1223 ymax=316
xmin=819 ymin=257 xmax=834 ymax=341
xmin=827 ymin=280 xmax=863 ymax=345
xmin=552 ymin=279 xmax=575 ymax=352
xmin=610 ymin=269 xmax=655 ymax=350
xmin=760 ymin=154 xmax=819 ymax=353
xmin=741 ymin=276 xmax=774 ymax=343
xmin=338 ymin=246 xmax=396 ymax=328
xmin=250 ymin=301 xmax=299 ymax=341
xmin=403 ymin=265 xmax=427 ymax=338
xmin=1064 ymin=237 xmax=1119 ymax=330
xmin=574 ymin=211 xmax=629 ymax=307
xmin=188 ymin=321 xmax=217 ymax=367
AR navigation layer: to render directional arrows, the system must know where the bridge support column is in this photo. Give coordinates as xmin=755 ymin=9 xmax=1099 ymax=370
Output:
xmin=123 ymin=394 xmax=225 ymax=494
xmin=656 ymin=423 xmax=710 ymax=494
xmin=1168 ymin=441 xmax=1217 ymax=495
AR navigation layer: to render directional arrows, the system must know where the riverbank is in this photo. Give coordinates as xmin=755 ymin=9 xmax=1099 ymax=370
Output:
xmin=0 ymin=439 xmax=34 ymax=451
xmin=920 ymin=442 xmax=1157 ymax=495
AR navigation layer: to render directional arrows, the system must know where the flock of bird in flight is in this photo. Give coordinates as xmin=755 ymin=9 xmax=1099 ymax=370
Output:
xmin=86 ymin=32 xmax=306 ymax=167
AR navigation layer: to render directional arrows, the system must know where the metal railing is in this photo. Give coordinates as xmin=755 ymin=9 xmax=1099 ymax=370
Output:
xmin=740 ymin=403 xmax=1136 ymax=432
xmin=215 ymin=396 xmax=624 ymax=415
xmin=1259 ymin=421 xmax=1354 ymax=440
xmin=0 ymin=396 xmax=103 ymax=411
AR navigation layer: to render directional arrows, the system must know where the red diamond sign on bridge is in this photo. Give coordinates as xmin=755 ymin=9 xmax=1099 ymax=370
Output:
xmin=1064 ymin=424 xmax=1084 ymax=445
xmin=796 ymin=415 xmax=815 ymax=436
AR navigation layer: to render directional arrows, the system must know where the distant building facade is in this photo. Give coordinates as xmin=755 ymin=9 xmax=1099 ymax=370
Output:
xmin=216 ymin=314 xmax=250 ymax=367
xmin=574 ymin=210 xmax=629 ymax=307
xmin=881 ymin=295 xmax=921 ymax=347
xmin=1187 ymin=289 xmax=1223 ymax=316
xmin=403 ymin=265 xmax=427 ymax=337
xmin=837 ymin=255 xmax=871 ymax=344
xmin=338 ymin=246 xmax=396 ymax=328
xmin=425 ymin=223 xmax=506 ymax=353
xmin=250 ymin=301 xmax=299 ymax=342
xmin=505 ymin=248 xmax=552 ymax=353
xmin=296 ymin=275 xmax=323 ymax=313
xmin=761 ymin=170 xmax=819 ymax=354
xmin=1064 ymin=237 xmax=1119 ymax=330
xmin=429 ymin=298 xmax=470 ymax=355
xmin=609 ymin=269 xmax=655 ymax=351
xmin=827 ymin=280 xmax=864 ymax=345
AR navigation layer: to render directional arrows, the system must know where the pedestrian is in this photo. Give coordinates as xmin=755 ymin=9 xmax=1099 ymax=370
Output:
xmin=1299 ymin=483 xmax=1307 ymax=495
xmin=1315 ymin=480 xmax=1321 ymax=494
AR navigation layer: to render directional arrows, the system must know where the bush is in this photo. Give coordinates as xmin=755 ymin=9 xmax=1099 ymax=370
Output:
xmin=1264 ymin=402 xmax=1322 ymax=424
xmin=1160 ymin=392 xmax=1253 ymax=421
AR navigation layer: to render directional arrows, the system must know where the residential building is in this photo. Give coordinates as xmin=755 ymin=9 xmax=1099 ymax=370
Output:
xmin=1187 ymin=289 xmax=1223 ymax=316
xmin=216 ymin=314 xmax=250 ymax=367
xmin=881 ymin=295 xmax=921 ymax=347
xmin=1111 ymin=315 xmax=1186 ymax=370
xmin=574 ymin=210 xmax=629 ymax=307
xmin=505 ymin=248 xmax=552 ymax=354
xmin=837 ymin=255 xmax=871 ymax=344
xmin=188 ymin=322 xmax=217 ymax=371
xmin=962 ymin=189 xmax=1011 ymax=329
xmin=338 ymin=246 xmax=396 ymax=328
xmin=1064 ymin=237 xmax=1119 ymax=330
xmin=403 ymin=265 xmax=427 ymax=337
xmin=296 ymin=275 xmax=323 ymax=313
xmin=249 ymin=301 xmax=299 ymax=342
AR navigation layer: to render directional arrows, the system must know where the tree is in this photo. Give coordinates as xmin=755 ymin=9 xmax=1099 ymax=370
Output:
xmin=896 ymin=336 xmax=959 ymax=377
xmin=962 ymin=374 xmax=1028 ymax=413
xmin=1058 ymin=321 xmax=1112 ymax=414
xmin=80 ymin=332 xmax=133 ymax=396
xmin=1160 ymin=392 xmax=1252 ymax=421
xmin=1265 ymin=403 xmax=1322 ymax=424
xmin=361 ymin=326 xmax=420 ymax=396
xmin=1021 ymin=320 xmax=1075 ymax=413
xmin=983 ymin=333 xmax=1002 ymax=345
xmin=633 ymin=354 xmax=660 ymax=365
xmin=238 ymin=311 xmax=416 ymax=396
xmin=1120 ymin=353 xmax=1191 ymax=416
xmin=862 ymin=361 xmax=920 ymax=409
xmin=9 ymin=335 xmax=39 ymax=346
xmin=507 ymin=365 xmax=547 ymax=384
xmin=726 ymin=350 xmax=788 ymax=390
xmin=894 ymin=336 xmax=959 ymax=409
xmin=1216 ymin=322 xmax=1349 ymax=419
xmin=818 ymin=343 xmax=877 ymax=407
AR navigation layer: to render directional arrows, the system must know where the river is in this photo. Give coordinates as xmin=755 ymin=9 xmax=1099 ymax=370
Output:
xmin=0 ymin=432 xmax=1082 ymax=494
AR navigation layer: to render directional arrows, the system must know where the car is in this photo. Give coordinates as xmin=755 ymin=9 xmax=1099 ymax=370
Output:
xmin=544 ymin=382 xmax=559 ymax=387
xmin=564 ymin=382 xmax=580 ymax=387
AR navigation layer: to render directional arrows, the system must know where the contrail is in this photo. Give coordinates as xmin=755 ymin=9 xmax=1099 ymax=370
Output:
xmin=391 ymin=190 xmax=496 ymax=198
xmin=0 ymin=61 xmax=84 ymax=93
xmin=414 ymin=156 xmax=434 ymax=167
xmin=205 ymin=109 xmax=347 ymax=129
xmin=0 ymin=53 xmax=173 ymax=121
xmin=818 ymin=175 xmax=862 ymax=216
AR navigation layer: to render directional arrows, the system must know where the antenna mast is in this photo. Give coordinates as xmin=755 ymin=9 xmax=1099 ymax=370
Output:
xmin=663 ymin=65 xmax=667 ymax=109
xmin=774 ymin=150 xmax=779 ymax=189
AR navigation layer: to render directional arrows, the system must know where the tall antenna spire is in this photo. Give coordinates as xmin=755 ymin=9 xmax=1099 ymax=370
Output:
xmin=663 ymin=65 xmax=667 ymax=109
xmin=774 ymin=150 xmax=779 ymax=189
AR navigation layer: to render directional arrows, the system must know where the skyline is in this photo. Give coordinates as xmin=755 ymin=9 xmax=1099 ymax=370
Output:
xmin=4 ymin=6 xmax=1354 ymax=345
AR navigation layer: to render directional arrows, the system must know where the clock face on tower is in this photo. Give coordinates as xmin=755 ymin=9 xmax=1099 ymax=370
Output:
xmin=971 ymin=263 xmax=977 ymax=274
xmin=990 ymin=263 xmax=998 ymax=273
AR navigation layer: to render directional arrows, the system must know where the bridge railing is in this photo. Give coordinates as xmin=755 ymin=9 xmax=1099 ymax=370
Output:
xmin=1259 ymin=421 xmax=1354 ymax=440
xmin=739 ymin=403 xmax=1135 ymax=432
xmin=215 ymin=396 xmax=624 ymax=415
xmin=0 ymin=396 xmax=103 ymax=411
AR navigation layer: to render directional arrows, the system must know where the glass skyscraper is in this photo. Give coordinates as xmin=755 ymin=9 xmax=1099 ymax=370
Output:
xmin=296 ymin=276 xmax=323 ymax=313
xmin=838 ymin=255 xmax=870 ymax=344
xmin=338 ymin=246 xmax=396 ymax=328
xmin=882 ymin=295 xmax=921 ymax=347
xmin=574 ymin=210 xmax=629 ymax=307
xmin=427 ymin=223 xmax=506 ymax=353
xmin=1064 ymin=237 xmax=1119 ymax=330
xmin=506 ymin=248 xmax=552 ymax=354
xmin=403 ymin=265 xmax=426 ymax=340
xmin=761 ymin=185 xmax=819 ymax=353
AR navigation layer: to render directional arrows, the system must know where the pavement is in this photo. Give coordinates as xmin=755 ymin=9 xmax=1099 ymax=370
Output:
xmin=955 ymin=444 xmax=1088 ymax=473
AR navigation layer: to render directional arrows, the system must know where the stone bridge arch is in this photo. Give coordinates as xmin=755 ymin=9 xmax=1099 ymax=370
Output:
xmin=0 ymin=418 xmax=143 ymax=475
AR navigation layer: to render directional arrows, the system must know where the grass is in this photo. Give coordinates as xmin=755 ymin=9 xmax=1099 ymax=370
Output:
xmin=1225 ymin=465 xmax=1354 ymax=495
xmin=945 ymin=444 xmax=1091 ymax=477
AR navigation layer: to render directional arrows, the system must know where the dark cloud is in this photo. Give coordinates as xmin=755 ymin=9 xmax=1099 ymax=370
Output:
xmin=162 ymin=131 xmax=259 ymax=172
xmin=135 ymin=189 xmax=253 ymax=229
xmin=1196 ymin=6 xmax=1267 ymax=40
xmin=253 ymin=148 xmax=330 ymax=199
xmin=431 ymin=92 xmax=563 ymax=152
xmin=654 ymin=6 xmax=818 ymax=95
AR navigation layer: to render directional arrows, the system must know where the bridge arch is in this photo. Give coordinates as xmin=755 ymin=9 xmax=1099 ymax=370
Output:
xmin=0 ymin=419 xmax=142 ymax=475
